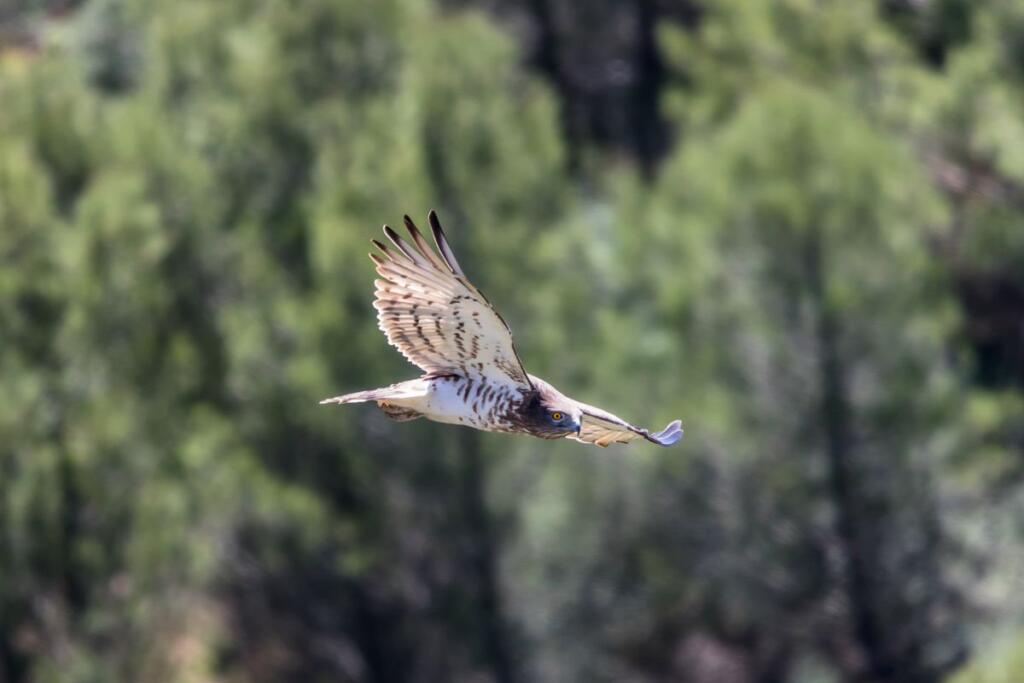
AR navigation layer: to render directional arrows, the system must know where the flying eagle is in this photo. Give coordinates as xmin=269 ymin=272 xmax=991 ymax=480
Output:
xmin=320 ymin=211 xmax=683 ymax=447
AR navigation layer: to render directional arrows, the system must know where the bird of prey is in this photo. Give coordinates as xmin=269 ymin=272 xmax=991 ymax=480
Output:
xmin=320 ymin=211 xmax=683 ymax=447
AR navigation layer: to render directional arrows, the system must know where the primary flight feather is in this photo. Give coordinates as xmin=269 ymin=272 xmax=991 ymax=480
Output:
xmin=320 ymin=211 xmax=683 ymax=448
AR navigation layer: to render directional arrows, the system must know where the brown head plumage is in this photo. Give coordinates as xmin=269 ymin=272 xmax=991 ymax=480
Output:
xmin=506 ymin=376 xmax=581 ymax=439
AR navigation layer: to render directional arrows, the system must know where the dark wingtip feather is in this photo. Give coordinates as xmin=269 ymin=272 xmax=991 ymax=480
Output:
xmin=380 ymin=226 xmax=406 ymax=258
xmin=427 ymin=210 xmax=443 ymax=235
xmin=402 ymin=213 xmax=449 ymax=271
xmin=383 ymin=224 xmax=424 ymax=265
xmin=428 ymin=210 xmax=465 ymax=276
xmin=402 ymin=214 xmax=421 ymax=239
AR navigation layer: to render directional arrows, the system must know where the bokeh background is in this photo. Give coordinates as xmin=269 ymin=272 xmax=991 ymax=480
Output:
xmin=2 ymin=1 xmax=1024 ymax=681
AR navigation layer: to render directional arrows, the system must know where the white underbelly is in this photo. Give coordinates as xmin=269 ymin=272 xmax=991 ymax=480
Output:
xmin=409 ymin=376 xmax=512 ymax=430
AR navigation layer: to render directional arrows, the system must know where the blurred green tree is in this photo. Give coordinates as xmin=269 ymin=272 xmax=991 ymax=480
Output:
xmin=2 ymin=0 xmax=1024 ymax=681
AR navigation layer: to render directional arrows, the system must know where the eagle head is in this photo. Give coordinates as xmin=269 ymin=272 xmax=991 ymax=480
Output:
xmin=519 ymin=378 xmax=581 ymax=439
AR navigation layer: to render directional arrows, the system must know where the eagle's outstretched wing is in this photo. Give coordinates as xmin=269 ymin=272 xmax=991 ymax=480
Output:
xmin=569 ymin=402 xmax=683 ymax=448
xmin=370 ymin=211 xmax=532 ymax=388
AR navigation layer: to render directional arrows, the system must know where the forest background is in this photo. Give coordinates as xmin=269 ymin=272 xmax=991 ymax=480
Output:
xmin=2 ymin=1 xmax=1024 ymax=681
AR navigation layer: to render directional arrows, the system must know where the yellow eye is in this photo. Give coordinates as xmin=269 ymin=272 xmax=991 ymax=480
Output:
xmin=551 ymin=411 xmax=563 ymax=421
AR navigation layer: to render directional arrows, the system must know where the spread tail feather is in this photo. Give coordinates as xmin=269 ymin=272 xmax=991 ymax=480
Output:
xmin=320 ymin=378 xmax=428 ymax=405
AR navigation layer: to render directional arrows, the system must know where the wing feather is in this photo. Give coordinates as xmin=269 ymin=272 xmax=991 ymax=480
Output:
xmin=370 ymin=212 xmax=532 ymax=388
xmin=570 ymin=402 xmax=683 ymax=448
xmin=429 ymin=209 xmax=466 ymax=276
xmin=384 ymin=224 xmax=434 ymax=270
xmin=404 ymin=214 xmax=451 ymax=272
